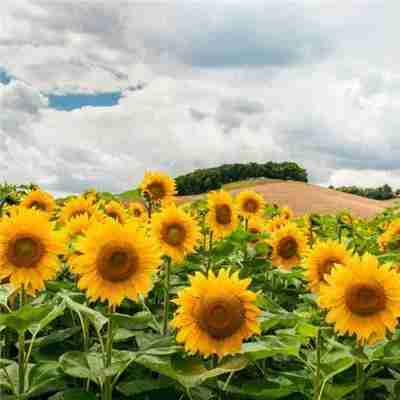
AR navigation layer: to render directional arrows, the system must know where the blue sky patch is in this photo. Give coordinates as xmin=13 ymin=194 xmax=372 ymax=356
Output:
xmin=48 ymin=91 xmax=122 ymax=111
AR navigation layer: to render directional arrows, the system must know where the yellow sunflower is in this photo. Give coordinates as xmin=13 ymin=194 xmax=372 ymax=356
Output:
xmin=152 ymin=205 xmax=201 ymax=263
xmin=247 ymin=216 xmax=267 ymax=243
xmin=206 ymin=191 xmax=238 ymax=239
xmin=20 ymin=190 xmax=55 ymax=213
xmin=171 ymin=269 xmax=261 ymax=358
xmin=129 ymin=201 xmax=148 ymax=222
xmin=265 ymin=215 xmax=288 ymax=233
xmin=59 ymin=197 xmax=95 ymax=224
xmin=236 ymin=190 xmax=266 ymax=218
xmin=378 ymin=219 xmax=400 ymax=251
xmin=70 ymin=220 xmax=162 ymax=306
xmin=303 ymin=240 xmax=352 ymax=293
xmin=64 ymin=213 xmax=96 ymax=239
xmin=0 ymin=208 xmax=66 ymax=294
xmin=104 ymin=200 xmax=127 ymax=224
xmin=319 ymin=253 xmax=400 ymax=345
xmin=280 ymin=206 xmax=294 ymax=221
xmin=140 ymin=171 xmax=176 ymax=204
xmin=270 ymin=223 xmax=307 ymax=270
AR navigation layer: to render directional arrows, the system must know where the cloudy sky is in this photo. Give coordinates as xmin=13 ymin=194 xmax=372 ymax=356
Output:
xmin=1 ymin=0 xmax=400 ymax=196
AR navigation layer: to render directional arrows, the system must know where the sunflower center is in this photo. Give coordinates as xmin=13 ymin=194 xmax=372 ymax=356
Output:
xmin=215 ymin=204 xmax=232 ymax=225
xmin=163 ymin=224 xmax=186 ymax=246
xmin=147 ymin=182 xmax=165 ymax=200
xmin=345 ymin=282 xmax=386 ymax=316
xmin=107 ymin=211 xmax=122 ymax=223
xmin=244 ymin=199 xmax=258 ymax=213
xmin=8 ymin=236 xmax=44 ymax=268
xmin=133 ymin=209 xmax=142 ymax=217
xmin=195 ymin=295 xmax=245 ymax=339
xmin=318 ymin=257 xmax=340 ymax=282
xmin=29 ymin=201 xmax=46 ymax=211
xmin=277 ymin=237 xmax=298 ymax=259
xmin=97 ymin=243 xmax=138 ymax=282
xmin=70 ymin=209 xmax=86 ymax=219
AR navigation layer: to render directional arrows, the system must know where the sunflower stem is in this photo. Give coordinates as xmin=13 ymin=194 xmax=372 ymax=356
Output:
xmin=162 ymin=257 xmax=172 ymax=336
xmin=355 ymin=346 xmax=364 ymax=400
xmin=18 ymin=287 xmax=26 ymax=398
xmin=104 ymin=308 xmax=114 ymax=400
xmin=313 ymin=328 xmax=322 ymax=400
xmin=207 ymin=231 xmax=213 ymax=273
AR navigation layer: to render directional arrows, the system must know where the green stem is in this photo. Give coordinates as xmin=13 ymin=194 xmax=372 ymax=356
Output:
xmin=356 ymin=351 xmax=364 ymax=400
xmin=207 ymin=231 xmax=213 ymax=273
xmin=18 ymin=287 xmax=26 ymax=398
xmin=314 ymin=329 xmax=322 ymax=400
xmin=18 ymin=332 xmax=25 ymax=397
xmin=162 ymin=258 xmax=171 ymax=336
xmin=104 ymin=311 xmax=114 ymax=400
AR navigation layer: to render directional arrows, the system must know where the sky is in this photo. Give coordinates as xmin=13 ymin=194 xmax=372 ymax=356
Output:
xmin=1 ymin=0 xmax=400 ymax=196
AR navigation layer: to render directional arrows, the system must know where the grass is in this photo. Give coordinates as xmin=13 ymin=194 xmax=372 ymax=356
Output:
xmin=222 ymin=178 xmax=281 ymax=190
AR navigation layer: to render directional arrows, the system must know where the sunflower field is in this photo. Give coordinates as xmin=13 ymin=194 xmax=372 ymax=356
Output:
xmin=2 ymin=172 xmax=400 ymax=400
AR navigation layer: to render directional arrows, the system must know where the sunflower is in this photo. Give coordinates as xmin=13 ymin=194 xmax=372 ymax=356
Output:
xmin=247 ymin=216 xmax=266 ymax=243
xmin=319 ymin=253 xmax=400 ymax=345
xmin=64 ymin=213 xmax=96 ymax=239
xmin=378 ymin=219 xmax=400 ymax=251
xmin=129 ymin=201 xmax=147 ymax=222
xmin=140 ymin=171 xmax=176 ymax=204
xmin=104 ymin=200 xmax=127 ymax=224
xmin=206 ymin=191 xmax=238 ymax=239
xmin=304 ymin=240 xmax=352 ymax=293
xmin=20 ymin=190 xmax=55 ymax=213
xmin=280 ymin=206 xmax=294 ymax=221
xmin=265 ymin=215 xmax=288 ymax=233
xmin=70 ymin=220 xmax=161 ymax=306
xmin=152 ymin=205 xmax=201 ymax=263
xmin=59 ymin=197 xmax=95 ymax=224
xmin=0 ymin=208 xmax=66 ymax=294
xmin=236 ymin=190 xmax=266 ymax=218
xmin=270 ymin=223 xmax=307 ymax=270
xmin=171 ymin=269 xmax=261 ymax=358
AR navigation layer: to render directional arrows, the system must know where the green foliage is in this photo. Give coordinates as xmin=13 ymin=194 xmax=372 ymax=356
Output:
xmin=331 ymin=184 xmax=396 ymax=200
xmin=175 ymin=161 xmax=308 ymax=195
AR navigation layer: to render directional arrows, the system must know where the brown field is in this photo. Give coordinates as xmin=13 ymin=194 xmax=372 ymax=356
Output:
xmin=176 ymin=180 xmax=399 ymax=218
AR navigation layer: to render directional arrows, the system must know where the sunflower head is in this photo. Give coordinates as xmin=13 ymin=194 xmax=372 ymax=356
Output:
xmin=280 ymin=206 xmax=294 ymax=221
xmin=247 ymin=216 xmax=266 ymax=243
xmin=236 ymin=190 xmax=266 ymax=218
xmin=0 ymin=207 xmax=66 ymax=294
xmin=378 ymin=219 xmax=400 ymax=251
xmin=70 ymin=220 xmax=162 ymax=306
xmin=265 ymin=215 xmax=288 ymax=233
xmin=171 ymin=269 xmax=261 ymax=358
xmin=303 ymin=240 xmax=352 ymax=293
xmin=206 ymin=191 xmax=238 ymax=239
xmin=140 ymin=171 xmax=176 ymax=203
xmin=269 ymin=223 xmax=307 ymax=270
xmin=319 ymin=253 xmax=400 ymax=345
xmin=60 ymin=197 xmax=95 ymax=224
xmin=152 ymin=205 xmax=201 ymax=263
xmin=64 ymin=213 xmax=96 ymax=239
xmin=104 ymin=200 xmax=127 ymax=224
xmin=21 ymin=190 xmax=55 ymax=213
xmin=129 ymin=201 xmax=148 ymax=222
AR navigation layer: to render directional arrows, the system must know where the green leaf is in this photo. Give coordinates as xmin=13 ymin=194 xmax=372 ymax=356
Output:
xmin=0 ymin=284 xmax=14 ymax=308
xmin=241 ymin=335 xmax=302 ymax=361
xmin=27 ymin=327 xmax=81 ymax=349
xmin=117 ymin=377 xmax=173 ymax=396
xmin=59 ymin=294 xmax=108 ymax=332
xmin=28 ymin=302 xmax=66 ymax=336
xmin=26 ymin=362 xmax=63 ymax=398
xmin=48 ymin=389 xmax=97 ymax=400
xmin=134 ymin=353 xmax=248 ymax=389
xmin=0 ymin=304 xmax=53 ymax=333
xmin=110 ymin=311 xmax=152 ymax=330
